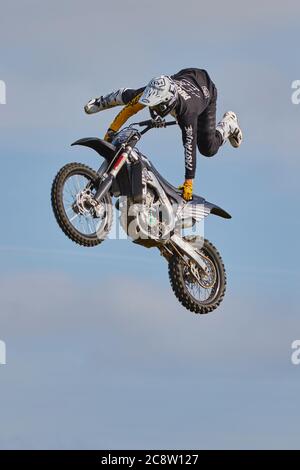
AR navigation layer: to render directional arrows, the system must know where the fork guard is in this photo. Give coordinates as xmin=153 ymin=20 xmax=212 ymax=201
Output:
xmin=72 ymin=137 xmax=132 ymax=197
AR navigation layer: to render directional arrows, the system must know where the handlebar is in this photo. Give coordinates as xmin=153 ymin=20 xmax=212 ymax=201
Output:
xmin=131 ymin=118 xmax=177 ymax=129
xmin=113 ymin=118 xmax=177 ymax=148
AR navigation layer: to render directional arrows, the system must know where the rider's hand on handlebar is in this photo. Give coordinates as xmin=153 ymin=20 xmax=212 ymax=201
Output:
xmin=152 ymin=117 xmax=166 ymax=128
xmin=179 ymin=179 xmax=193 ymax=201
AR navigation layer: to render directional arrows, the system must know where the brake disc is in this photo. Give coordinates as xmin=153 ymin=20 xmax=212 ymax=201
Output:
xmin=74 ymin=189 xmax=104 ymax=218
xmin=197 ymin=253 xmax=216 ymax=289
xmin=187 ymin=254 xmax=216 ymax=289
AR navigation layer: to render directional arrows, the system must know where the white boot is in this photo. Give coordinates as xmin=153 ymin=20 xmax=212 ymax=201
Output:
xmin=84 ymin=88 xmax=126 ymax=114
xmin=216 ymin=111 xmax=243 ymax=148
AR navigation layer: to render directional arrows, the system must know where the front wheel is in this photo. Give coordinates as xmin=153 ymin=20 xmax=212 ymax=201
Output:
xmin=51 ymin=163 xmax=113 ymax=247
xmin=168 ymin=237 xmax=226 ymax=314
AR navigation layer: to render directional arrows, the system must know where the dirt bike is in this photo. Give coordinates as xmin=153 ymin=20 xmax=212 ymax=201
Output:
xmin=51 ymin=118 xmax=231 ymax=314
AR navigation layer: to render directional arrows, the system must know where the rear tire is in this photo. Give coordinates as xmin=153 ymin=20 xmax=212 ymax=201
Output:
xmin=51 ymin=162 xmax=113 ymax=247
xmin=168 ymin=238 xmax=226 ymax=314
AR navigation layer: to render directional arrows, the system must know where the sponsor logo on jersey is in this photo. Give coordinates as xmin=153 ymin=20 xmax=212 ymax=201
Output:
xmin=184 ymin=125 xmax=194 ymax=171
xmin=201 ymin=85 xmax=210 ymax=99
xmin=174 ymin=79 xmax=203 ymax=101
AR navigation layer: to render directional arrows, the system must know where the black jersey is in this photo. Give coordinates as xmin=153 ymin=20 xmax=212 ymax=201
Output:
xmin=121 ymin=68 xmax=216 ymax=179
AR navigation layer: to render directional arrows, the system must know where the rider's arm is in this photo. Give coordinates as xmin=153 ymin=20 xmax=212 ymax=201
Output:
xmin=104 ymin=92 xmax=146 ymax=140
xmin=178 ymin=112 xmax=198 ymax=180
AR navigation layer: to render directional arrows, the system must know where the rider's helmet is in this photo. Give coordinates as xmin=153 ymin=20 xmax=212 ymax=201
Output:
xmin=139 ymin=75 xmax=178 ymax=118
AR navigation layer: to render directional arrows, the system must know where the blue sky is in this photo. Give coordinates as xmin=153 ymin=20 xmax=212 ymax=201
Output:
xmin=0 ymin=0 xmax=299 ymax=449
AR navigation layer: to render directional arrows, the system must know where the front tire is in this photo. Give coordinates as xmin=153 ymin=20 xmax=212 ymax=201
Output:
xmin=51 ymin=162 xmax=113 ymax=247
xmin=168 ymin=238 xmax=226 ymax=314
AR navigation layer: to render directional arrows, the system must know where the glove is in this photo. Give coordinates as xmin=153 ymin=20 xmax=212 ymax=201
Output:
xmin=179 ymin=179 xmax=193 ymax=201
xmin=104 ymin=128 xmax=117 ymax=143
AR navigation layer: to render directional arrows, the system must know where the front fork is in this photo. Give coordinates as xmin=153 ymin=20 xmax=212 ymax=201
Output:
xmin=94 ymin=146 xmax=131 ymax=202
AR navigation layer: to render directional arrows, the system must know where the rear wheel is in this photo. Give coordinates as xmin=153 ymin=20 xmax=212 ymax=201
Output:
xmin=168 ymin=237 xmax=226 ymax=314
xmin=51 ymin=163 xmax=113 ymax=247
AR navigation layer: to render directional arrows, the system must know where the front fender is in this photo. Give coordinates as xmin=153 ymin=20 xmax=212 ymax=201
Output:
xmin=71 ymin=137 xmax=116 ymax=163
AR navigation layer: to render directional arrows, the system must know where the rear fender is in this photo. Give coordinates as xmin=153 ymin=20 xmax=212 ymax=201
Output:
xmin=191 ymin=195 xmax=232 ymax=219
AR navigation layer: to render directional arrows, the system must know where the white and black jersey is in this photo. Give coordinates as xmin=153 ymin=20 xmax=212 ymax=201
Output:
xmin=121 ymin=68 xmax=221 ymax=179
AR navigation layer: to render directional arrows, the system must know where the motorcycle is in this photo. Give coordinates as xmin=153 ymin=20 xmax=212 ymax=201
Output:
xmin=51 ymin=118 xmax=231 ymax=314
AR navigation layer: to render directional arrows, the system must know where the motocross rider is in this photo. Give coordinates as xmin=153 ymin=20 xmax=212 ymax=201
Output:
xmin=84 ymin=68 xmax=243 ymax=201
